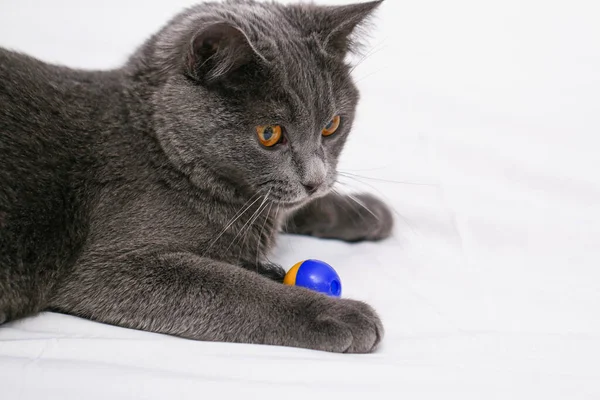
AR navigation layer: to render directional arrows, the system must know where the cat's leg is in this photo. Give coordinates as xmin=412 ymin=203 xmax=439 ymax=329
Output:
xmin=49 ymin=252 xmax=382 ymax=353
xmin=284 ymin=192 xmax=393 ymax=242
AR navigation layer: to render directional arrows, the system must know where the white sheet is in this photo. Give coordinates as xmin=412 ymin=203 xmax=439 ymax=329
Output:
xmin=1 ymin=1 xmax=599 ymax=399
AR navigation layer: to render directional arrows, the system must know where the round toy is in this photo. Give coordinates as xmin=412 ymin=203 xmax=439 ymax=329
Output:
xmin=283 ymin=259 xmax=342 ymax=297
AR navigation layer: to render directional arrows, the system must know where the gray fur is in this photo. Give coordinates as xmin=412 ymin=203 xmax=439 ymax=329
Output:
xmin=0 ymin=0 xmax=392 ymax=353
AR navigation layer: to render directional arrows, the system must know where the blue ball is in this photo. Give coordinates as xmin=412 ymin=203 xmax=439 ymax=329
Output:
xmin=284 ymin=259 xmax=342 ymax=297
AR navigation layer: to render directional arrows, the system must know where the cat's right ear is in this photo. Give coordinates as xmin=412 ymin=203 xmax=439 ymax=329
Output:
xmin=307 ymin=1 xmax=383 ymax=58
xmin=185 ymin=22 xmax=262 ymax=85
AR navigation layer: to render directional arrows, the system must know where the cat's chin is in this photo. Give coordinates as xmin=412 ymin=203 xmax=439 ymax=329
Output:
xmin=274 ymin=191 xmax=330 ymax=210
xmin=274 ymin=198 xmax=307 ymax=209
xmin=267 ymin=196 xmax=311 ymax=211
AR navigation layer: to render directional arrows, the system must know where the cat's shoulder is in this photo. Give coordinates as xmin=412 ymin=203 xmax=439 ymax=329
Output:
xmin=0 ymin=47 xmax=66 ymax=83
xmin=0 ymin=47 xmax=119 ymax=96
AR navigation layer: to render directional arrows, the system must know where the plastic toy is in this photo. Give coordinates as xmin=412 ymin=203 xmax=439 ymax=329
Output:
xmin=283 ymin=259 xmax=342 ymax=297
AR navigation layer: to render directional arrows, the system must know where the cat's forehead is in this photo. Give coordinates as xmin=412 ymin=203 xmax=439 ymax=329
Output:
xmin=256 ymin=26 xmax=349 ymax=122
xmin=279 ymin=47 xmax=338 ymax=119
xmin=175 ymin=1 xmax=357 ymax=123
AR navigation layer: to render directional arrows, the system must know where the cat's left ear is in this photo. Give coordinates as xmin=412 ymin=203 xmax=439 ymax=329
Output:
xmin=317 ymin=0 xmax=383 ymax=57
xmin=185 ymin=22 xmax=262 ymax=84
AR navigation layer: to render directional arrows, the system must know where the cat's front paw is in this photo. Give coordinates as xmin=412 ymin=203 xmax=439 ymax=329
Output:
xmin=345 ymin=193 xmax=394 ymax=242
xmin=315 ymin=193 xmax=393 ymax=242
xmin=285 ymin=192 xmax=393 ymax=243
xmin=308 ymin=297 xmax=384 ymax=353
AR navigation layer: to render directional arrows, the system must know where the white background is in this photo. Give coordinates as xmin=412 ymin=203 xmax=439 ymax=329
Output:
xmin=1 ymin=0 xmax=600 ymax=398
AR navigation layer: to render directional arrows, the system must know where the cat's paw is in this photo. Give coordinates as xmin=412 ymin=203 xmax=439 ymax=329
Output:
xmin=313 ymin=193 xmax=393 ymax=242
xmin=285 ymin=192 xmax=393 ymax=243
xmin=343 ymin=193 xmax=394 ymax=242
xmin=308 ymin=297 xmax=384 ymax=353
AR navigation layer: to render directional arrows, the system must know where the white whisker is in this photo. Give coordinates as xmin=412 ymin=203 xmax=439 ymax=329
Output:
xmin=332 ymin=187 xmax=364 ymax=224
xmin=349 ymin=40 xmax=387 ymax=74
xmin=345 ymin=192 xmax=379 ymax=221
xmin=255 ymin=201 xmax=273 ymax=266
xmin=202 ymin=193 xmax=262 ymax=255
xmin=336 ymin=178 xmax=417 ymax=236
xmin=339 ymin=171 xmax=436 ymax=186
xmin=227 ymin=190 xmax=271 ymax=254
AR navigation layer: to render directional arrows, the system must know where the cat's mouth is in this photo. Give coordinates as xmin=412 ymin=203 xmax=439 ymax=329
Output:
xmin=272 ymin=188 xmax=331 ymax=209
xmin=269 ymin=197 xmax=307 ymax=209
xmin=257 ymin=180 xmax=333 ymax=209
xmin=263 ymin=192 xmax=312 ymax=209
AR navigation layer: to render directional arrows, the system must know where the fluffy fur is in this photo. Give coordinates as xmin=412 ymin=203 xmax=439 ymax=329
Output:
xmin=0 ymin=0 xmax=393 ymax=353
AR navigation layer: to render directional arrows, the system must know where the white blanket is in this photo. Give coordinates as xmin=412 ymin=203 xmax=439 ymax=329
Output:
xmin=1 ymin=1 xmax=599 ymax=399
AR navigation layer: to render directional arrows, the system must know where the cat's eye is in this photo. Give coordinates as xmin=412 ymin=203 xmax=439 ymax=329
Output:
xmin=256 ymin=125 xmax=283 ymax=147
xmin=322 ymin=116 xmax=341 ymax=137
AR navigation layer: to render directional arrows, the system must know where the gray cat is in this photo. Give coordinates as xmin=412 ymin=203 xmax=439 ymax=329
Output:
xmin=0 ymin=0 xmax=393 ymax=353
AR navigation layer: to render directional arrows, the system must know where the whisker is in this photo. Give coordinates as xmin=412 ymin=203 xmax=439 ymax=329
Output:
xmin=332 ymin=187 xmax=365 ymax=224
xmin=336 ymin=179 xmax=417 ymax=236
xmin=202 ymin=193 xmax=262 ymax=255
xmin=354 ymin=66 xmax=391 ymax=84
xmin=339 ymin=171 xmax=436 ymax=187
xmin=277 ymin=203 xmax=296 ymax=255
xmin=342 ymin=165 xmax=391 ymax=172
xmin=227 ymin=191 xmax=271 ymax=255
xmin=266 ymin=203 xmax=282 ymax=265
xmin=345 ymin=192 xmax=379 ymax=221
xmin=349 ymin=40 xmax=387 ymax=74
xmin=255 ymin=201 xmax=273 ymax=266
xmin=237 ymin=199 xmax=272 ymax=266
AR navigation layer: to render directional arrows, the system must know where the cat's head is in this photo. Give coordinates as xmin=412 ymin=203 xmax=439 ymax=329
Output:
xmin=140 ymin=0 xmax=382 ymax=207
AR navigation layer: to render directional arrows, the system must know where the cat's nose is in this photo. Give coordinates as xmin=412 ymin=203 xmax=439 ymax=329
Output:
xmin=300 ymin=157 xmax=327 ymax=195
xmin=302 ymin=181 xmax=322 ymax=195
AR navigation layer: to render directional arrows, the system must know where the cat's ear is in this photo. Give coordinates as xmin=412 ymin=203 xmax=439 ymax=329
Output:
xmin=185 ymin=22 xmax=261 ymax=84
xmin=315 ymin=1 xmax=383 ymax=57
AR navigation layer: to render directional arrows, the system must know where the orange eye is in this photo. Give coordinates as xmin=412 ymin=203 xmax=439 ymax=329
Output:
xmin=322 ymin=115 xmax=341 ymax=136
xmin=256 ymin=125 xmax=283 ymax=147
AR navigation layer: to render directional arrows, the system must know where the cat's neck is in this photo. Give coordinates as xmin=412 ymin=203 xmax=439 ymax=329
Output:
xmin=117 ymin=71 xmax=255 ymax=210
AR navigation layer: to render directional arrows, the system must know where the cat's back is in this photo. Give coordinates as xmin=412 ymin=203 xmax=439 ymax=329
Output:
xmin=0 ymin=48 xmax=103 ymax=223
xmin=0 ymin=48 xmax=116 ymax=135
xmin=0 ymin=48 xmax=123 ymax=320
